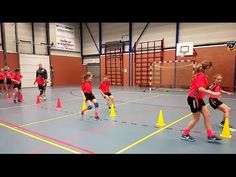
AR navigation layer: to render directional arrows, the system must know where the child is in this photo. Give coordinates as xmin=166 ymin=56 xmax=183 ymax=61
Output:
xmin=81 ymin=72 xmax=99 ymax=119
xmin=0 ymin=68 xmax=6 ymax=95
xmin=99 ymin=74 xmax=116 ymax=111
xmin=208 ymin=74 xmax=235 ymax=132
xmin=181 ymin=60 xmax=222 ymax=143
xmin=4 ymin=66 xmax=14 ymax=98
xmin=11 ymin=68 xmax=23 ymax=103
xmin=34 ymin=73 xmax=46 ymax=100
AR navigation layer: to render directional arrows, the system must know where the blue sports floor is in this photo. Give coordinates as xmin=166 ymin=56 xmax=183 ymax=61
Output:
xmin=0 ymin=86 xmax=236 ymax=154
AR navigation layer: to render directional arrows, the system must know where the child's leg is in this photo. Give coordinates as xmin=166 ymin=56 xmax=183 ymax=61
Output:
xmin=92 ymin=99 xmax=99 ymax=118
xmin=217 ymin=104 xmax=231 ymax=122
xmin=39 ymin=85 xmax=44 ymax=97
xmin=105 ymin=96 xmax=111 ymax=108
xmin=201 ymin=106 xmax=216 ymax=138
xmin=183 ymin=112 xmax=201 ymax=135
xmin=18 ymin=89 xmax=23 ymax=101
xmin=109 ymin=95 xmax=115 ymax=107
xmin=13 ymin=88 xmax=18 ymax=102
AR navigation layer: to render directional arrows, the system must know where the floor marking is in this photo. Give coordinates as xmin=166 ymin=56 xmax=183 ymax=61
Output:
xmin=115 ymin=112 xmax=193 ymax=154
xmin=116 ymin=104 xmax=213 ymax=153
xmin=19 ymin=94 xmax=165 ymax=127
xmin=0 ymin=120 xmax=94 ymax=154
xmin=0 ymin=121 xmax=81 ymax=154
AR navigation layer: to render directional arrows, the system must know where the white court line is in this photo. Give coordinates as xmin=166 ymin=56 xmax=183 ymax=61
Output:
xmin=19 ymin=93 xmax=165 ymax=127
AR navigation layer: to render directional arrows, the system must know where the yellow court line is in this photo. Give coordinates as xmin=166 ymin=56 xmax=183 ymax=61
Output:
xmin=116 ymin=103 xmax=210 ymax=154
xmin=19 ymin=94 xmax=165 ymax=127
xmin=116 ymin=113 xmax=193 ymax=154
xmin=0 ymin=122 xmax=81 ymax=154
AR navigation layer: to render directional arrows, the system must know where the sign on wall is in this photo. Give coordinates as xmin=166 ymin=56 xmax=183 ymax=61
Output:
xmin=56 ymin=23 xmax=75 ymax=51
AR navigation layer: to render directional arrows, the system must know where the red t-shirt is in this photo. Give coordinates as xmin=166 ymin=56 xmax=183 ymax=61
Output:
xmin=35 ymin=77 xmax=45 ymax=86
xmin=188 ymin=72 xmax=208 ymax=99
xmin=12 ymin=73 xmax=23 ymax=84
xmin=81 ymin=81 xmax=93 ymax=93
xmin=99 ymin=81 xmax=110 ymax=93
xmin=5 ymin=71 xmax=14 ymax=79
xmin=209 ymin=83 xmax=221 ymax=98
xmin=0 ymin=73 xmax=5 ymax=80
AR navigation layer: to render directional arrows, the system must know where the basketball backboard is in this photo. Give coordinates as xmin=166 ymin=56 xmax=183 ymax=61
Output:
xmin=176 ymin=42 xmax=194 ymax=56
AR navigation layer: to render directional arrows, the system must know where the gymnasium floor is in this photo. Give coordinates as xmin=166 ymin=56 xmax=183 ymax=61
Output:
xmin=0 ymin=86 xmax=236 ymax=154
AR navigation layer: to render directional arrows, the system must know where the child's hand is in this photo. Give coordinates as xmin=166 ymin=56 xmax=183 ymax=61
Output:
xmin=228 ymin=92 xmax=234 ymax=96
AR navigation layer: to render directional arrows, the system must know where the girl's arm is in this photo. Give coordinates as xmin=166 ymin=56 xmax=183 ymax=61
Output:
xmin=99 ymin=89 xmax=106 ymax=98
xmin=221 ymin=90 xmax=234 ymax=95
xmin=198 ymin=87 xmax=221 ymax=96
xmin=11 ymin=79 xmax=19 ymax=84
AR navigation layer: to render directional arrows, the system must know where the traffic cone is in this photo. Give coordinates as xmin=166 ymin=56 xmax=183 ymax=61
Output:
xmin=220 ymin=117 xmax=232 ymax=139
xmin=36 ymin=96 xmax=41 ymax=105
xmin=56 ymin=98 xmax=62 ymax=110
xmin=109 ymin=104 xmax=116 ymax=117
xmin=82 ymin=101 xmax=87 ymax=111
xmin=155 ymin=110 xmax=166 ymax=127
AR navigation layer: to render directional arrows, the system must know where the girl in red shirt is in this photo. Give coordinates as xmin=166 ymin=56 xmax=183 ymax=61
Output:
xmin=181 ymin=60 xmax=222 ymax=143
xmin=208 ymin=74 xmax=235 ymax=131
xmin=11 ymin=68 xmax=23 ymax=103
xmin=99 ymin=74 xmax=116 ymax=111
xmin=0 ymin=68 xmax=6 ymax=95
xmin=81 ymin=72 xmax=99 ymax=119
xmin=4 ymin=66 xmax=14 ymax=98
xmin=34 ymin=73 xmax=46 ymax=100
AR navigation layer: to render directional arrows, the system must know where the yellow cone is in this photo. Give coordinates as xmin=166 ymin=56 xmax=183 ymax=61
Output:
xmin=82 ymin=101 xmax=87 ymax=112
xmin=109 ymin=104 xmax=116 ymax=117
xmin=220 ymin=117 xmax=232 ymax=139
xmin=155 ymin=110 xmax=166 ymax=127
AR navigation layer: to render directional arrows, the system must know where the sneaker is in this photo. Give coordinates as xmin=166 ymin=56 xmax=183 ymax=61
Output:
xmin=181 ymin=134 xmax=196 ymax=142
xmin=219 ymin=121 xmax=224 ymax=128
xmin=219 ymin=121 xmax=236 ymax=132
xmin=207 ymin=135 xmax=222 ymax=143
xmin=95 ymin=116 xmax=99 ymax=119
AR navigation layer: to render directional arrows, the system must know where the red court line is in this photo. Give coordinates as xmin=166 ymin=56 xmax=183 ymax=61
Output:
xmin=0 ymin=120 xmax=95 ymax=154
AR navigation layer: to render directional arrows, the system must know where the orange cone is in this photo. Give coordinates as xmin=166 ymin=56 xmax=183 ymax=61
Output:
xmin=56 ymin=98 xmax=62 ymax=110
xmin=36 ymin=96 xmax=41 ymax=105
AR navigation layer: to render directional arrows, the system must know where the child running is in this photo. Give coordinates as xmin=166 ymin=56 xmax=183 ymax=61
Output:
xmin=181 ymin=60 xmax=222 ymax=143
xmin=81 ymin=72 xmax=99 ymax=119
xmin=208 ymin=74 xmax=235 ymax=132
xmin=11 ymin=68 xmax=23 ymax=103
xmin=99 ymin=74 xmax=116 ymax=111
xmin=34 ymin=73 xmax=46 ymax=100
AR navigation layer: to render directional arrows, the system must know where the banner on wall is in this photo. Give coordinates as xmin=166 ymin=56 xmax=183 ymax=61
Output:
xmin=56 ymin=23 xmax=75 ymax=51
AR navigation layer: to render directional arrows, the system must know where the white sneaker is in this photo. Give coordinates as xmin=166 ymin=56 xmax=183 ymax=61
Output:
xmin=230 ymin=127 xmax=236 ymax=132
